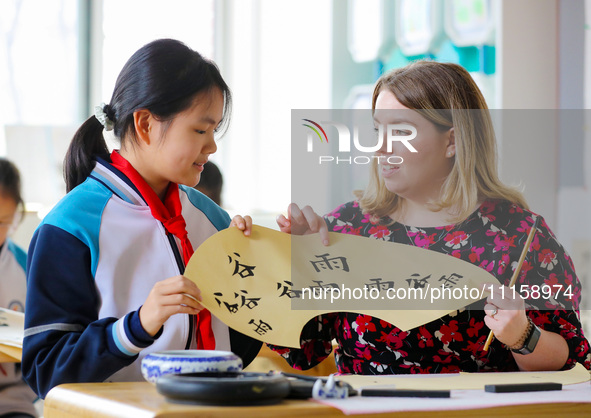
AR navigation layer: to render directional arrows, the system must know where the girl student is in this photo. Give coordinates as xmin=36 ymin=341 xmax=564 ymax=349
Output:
xmin=22 ymin=39 xmax=260 ymax=398
xmin=273 ymin=61 xmax=590 ymax=374
xmin=0 ymin=158 xmax=37 ymax=417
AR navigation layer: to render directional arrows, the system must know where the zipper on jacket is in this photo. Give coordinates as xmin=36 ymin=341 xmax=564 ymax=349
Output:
xmin=166 ymin=233 xmax=194 ymax=350
xmin=167 ymin=233 xmax=185 ymax=274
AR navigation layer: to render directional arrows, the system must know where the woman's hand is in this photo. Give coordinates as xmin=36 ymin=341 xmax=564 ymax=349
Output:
xmin=276 ymin=203 xmax=329 ymax=246
xmin=230 ymin=215 xmax=253 ymax=236
xmin=139 ymin=275 xmax=203 ymax=337
xmin=482 ymin=283 xmax=529 ymax=348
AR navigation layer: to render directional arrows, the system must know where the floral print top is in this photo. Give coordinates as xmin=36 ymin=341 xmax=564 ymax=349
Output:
xmin=269 ymin=199 xmax=591 ymax=374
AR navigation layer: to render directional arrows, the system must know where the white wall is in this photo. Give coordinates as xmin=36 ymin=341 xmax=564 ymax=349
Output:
xmin=496 ymin=0 xmax=590 ymax=323
xmin=558 ymin=0 xmax=591 ymax=318
xmin=495 ymin=0 xmax=558 ymax=225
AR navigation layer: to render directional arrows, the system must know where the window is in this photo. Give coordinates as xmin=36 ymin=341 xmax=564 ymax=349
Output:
xmin=100 ymin=0 xmax=215 ymax=102
xmin=0 ymin=0 xmax=79 ymax=234
xmin=0 ymin=0 xmax=79 ymax=126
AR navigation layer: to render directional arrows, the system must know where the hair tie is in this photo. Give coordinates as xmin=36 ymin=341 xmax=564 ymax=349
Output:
xmin=94 ymin=103 xmax=115 ymax=131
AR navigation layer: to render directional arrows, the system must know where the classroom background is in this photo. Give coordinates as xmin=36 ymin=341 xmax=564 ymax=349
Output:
xmin=1 ymin=0 xmax=590 ymax=331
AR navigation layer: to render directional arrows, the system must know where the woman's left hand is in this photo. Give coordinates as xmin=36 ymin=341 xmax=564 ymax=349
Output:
xmin=230 ymin=215 xmax=253 ymax=236
xmin=276 ymin=203 xmax=329 ymax=246
xmin=482 ymin=283 xmax=529 ymax=348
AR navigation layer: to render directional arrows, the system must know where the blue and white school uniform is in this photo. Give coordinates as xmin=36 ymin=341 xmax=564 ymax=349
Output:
xmin=0 ymin=239 xmax=37 ymax=417
xmin=23 ymin=158 xmax=261 ymax=398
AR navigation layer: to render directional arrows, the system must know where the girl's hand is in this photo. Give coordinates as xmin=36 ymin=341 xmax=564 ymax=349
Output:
xmin=230 ymin=215 xmax=253 ymax=236
xmin=139 ymin=275 xmax=203 ymax=337
xmin=276 ymin=203 xmax=329 ymax=246
xmin=482 ymin=283 xmax=529 ymax=348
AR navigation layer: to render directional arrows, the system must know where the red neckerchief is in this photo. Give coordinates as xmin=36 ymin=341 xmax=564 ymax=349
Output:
xmin=110 ymin=150 xmax=215 ymax=349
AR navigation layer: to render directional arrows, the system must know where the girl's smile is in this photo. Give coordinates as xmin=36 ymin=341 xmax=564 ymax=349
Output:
xmin=121 ymin=89 xmax=224 ymax=200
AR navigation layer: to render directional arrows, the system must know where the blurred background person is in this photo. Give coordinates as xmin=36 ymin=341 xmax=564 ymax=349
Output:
xmin=0 ymin=157 xmax=37 ymax=418
xmin=194 ymin=161 xmax=223 ymax=206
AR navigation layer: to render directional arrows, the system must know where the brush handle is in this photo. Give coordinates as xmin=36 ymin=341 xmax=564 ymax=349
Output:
xmin=482 ymin=217 xmax=541 ymax=351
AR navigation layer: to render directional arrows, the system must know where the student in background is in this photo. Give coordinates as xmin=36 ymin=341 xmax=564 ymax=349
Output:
xmin=23 ymin=39 xmax=260 ymax=399
xmin=274 ymin=61 xmax=590 ymax=374
xmin=0 ymin=158 xmax=37 ymax=418
xmin=194 ymin=161 xmax=223 ymax=206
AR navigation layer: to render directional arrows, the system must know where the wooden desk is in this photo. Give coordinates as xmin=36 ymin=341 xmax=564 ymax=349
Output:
xmin=44 ymin=381 xmax=591 ymax=418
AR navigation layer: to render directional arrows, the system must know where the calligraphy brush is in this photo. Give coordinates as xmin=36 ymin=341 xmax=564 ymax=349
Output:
xmin=482 ymin=216 xmax=541 ymax=351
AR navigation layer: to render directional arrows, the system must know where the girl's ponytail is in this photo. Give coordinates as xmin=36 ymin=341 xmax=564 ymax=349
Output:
xmin=63 ymin=115 xmax=110 ymax=192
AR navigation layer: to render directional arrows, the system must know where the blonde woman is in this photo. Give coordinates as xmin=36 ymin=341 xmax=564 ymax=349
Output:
xmin=273 ymin=61 xmax=590 ymax=374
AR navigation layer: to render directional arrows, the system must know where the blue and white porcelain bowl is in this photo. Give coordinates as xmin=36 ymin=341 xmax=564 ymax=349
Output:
xmin=141 ymin=350 xmax=243 ymax=384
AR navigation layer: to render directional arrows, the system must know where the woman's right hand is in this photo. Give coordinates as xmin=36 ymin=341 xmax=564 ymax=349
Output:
xmin=139 ymin=275 xmax=203 ymax=337
xmin=276 ymin=203 xmax=329 ymax=246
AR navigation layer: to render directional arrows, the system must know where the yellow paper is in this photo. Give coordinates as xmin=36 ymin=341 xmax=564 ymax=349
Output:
xmin=339 ymin=362 xmax=590 ymax=390
xmin=0 ymin=344 xmax=21 ymax=362
xmin=185 ymin=225 xmax=500 ymax=348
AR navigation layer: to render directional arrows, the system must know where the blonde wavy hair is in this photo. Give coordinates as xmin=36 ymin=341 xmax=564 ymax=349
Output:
xmin=356 ymin=61 xmax=527 ymax=223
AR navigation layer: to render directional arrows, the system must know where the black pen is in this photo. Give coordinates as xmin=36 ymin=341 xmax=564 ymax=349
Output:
xmin=485 ymin=382 xmax=562 ymax=393
xmin=360 ymin=388 xmax=451 ymax=398
xmin=273 ymin=371 xmax=328 ymax=382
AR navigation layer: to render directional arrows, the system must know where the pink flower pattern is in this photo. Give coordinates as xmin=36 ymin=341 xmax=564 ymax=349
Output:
xmin=268 ymin=200 xmax=590 ymax=374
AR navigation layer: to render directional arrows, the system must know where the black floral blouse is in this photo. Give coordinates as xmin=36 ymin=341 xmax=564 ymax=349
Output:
xmin=269 ymin=200 xmax=591 ymax=374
